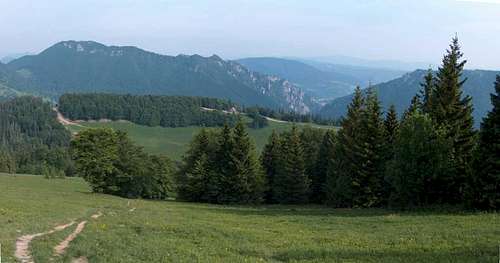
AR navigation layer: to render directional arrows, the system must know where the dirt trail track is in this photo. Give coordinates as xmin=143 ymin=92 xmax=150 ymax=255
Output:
xmin=14 ymin=212 xmax=102 ymax=263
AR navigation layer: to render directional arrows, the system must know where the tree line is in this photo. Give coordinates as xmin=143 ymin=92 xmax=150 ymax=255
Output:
xmin=59 ymin=93 xmax=239 ymax=127
xmin=176 ymin=37 xmax=499 ymax=209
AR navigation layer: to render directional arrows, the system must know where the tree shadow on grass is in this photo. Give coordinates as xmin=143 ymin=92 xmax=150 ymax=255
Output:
xmin=271 ymin=245 xmax=496 ymax=263
xmin=183 ymin=203 xmax=480 ymax=218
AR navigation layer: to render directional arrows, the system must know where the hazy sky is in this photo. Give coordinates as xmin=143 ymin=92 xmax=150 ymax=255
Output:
xmin=1 ymin=0 xmax=499 ymax=69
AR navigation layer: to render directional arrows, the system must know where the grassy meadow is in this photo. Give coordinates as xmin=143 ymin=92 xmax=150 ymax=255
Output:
xmin=0 ymin=173 xmax=499 ymax=262
xmin=66 ymin=119 xmax=334 ymax=160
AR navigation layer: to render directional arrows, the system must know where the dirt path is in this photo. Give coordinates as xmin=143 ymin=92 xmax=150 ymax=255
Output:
xmin=53 ymin=221 xmax=87 ymax=256
xmin=15 ymin=212 xmax=102 ymax=263
xmin=53 ymin=108 xmax=85 ymax=127
xmin=15 ymin=221 xmax=76 ymax=263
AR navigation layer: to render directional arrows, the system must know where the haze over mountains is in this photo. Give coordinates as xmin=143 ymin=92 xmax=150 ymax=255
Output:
xmin=238 ymin=57 xmax=407 ymax=102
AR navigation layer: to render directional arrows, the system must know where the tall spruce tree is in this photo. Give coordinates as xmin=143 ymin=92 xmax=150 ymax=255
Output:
xmin=382 ymin=104 xmax=400 ymax=203
xmin=273 ymin=125 xmax=309 ymax=204
xmin=419 ymin=69 xmax=434 ymax=113
xmin=386 ymin=112 xmax=452 ymax=208
xmin=229 ymin=119 xmax=265 ymax=203
xmin=313 ymin=130 xmax=336 ymax=204
xmin=261 ymin=130 xmax=282 ymax=203
xmin=430 ymin=37 xmax=475 ymax=202
xmin=472 ymin=75 xmax=500 ymax=209
xmin=358 ymin=89 xmax=385 ymax=207
xmin=325 ymin=87 xmax=365 ymax=207
xmin=384 ymin=105 xmax=399 ymax=147
xmin=177 ymin=128 xmax=216 ymax=202
xmin=300 ymin=127 xmax=326 ymax=203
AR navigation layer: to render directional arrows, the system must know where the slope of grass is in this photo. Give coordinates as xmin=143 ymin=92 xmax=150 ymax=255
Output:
xmin=66 ymin=120 xmax=334 ymax=160
xmin=0 ymin=173 xmax=499 ymax=263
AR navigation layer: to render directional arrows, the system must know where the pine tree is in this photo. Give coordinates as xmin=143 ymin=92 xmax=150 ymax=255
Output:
xmin=215 ymin=123 xmax=235 ymax=203
xmin=357 ymin=89 xmax=385 ymax=207
xmin=384 ymin=105 xmax=399 ymax=147
xmin=325 ymin=87 xmax=364 ymax=207
xmin=472 ymin=75 xmax=500 ymax=209
xmin=273 ymin=125 xmax=309 ymax=204
xmin=382 ymin=104 xmax=399 ymax=203
xmin=177 ymin=128 xmax=216 ymax=202
xmin=419 ymin=69 xmax=434 ymax=113
xmin=313 ymin=130 xmax=336 ymax=204
xmin=229 ymin=119 xmax=265 ymax=203
xmin=300 ymin=127 xmax=325 ymax=203
xmin=387 ymin=111 xmax=452 ymax=207
xmin=430 ymin=36 xmax=475 ymax=202
xmin=261 ymin=130 xmax=282 ymax=203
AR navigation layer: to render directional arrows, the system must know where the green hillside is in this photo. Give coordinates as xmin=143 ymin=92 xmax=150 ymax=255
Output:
xmin=66 ymin=119 xmax=334 ymax=160
xmin=3 ymin=41 xmax=315 ymax=113
xmin=1 ymin=174 xmax=498 ymax=263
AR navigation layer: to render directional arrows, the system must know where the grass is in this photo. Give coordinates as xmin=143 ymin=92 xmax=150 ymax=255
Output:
xmin=1 ymin=173 xmax=499 ymax=262
xmin=66 ymin=120 xmax=335 ymax=160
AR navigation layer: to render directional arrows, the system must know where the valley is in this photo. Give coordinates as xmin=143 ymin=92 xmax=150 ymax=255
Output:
xmin=64 ymin=118 xmax=335 ymax=160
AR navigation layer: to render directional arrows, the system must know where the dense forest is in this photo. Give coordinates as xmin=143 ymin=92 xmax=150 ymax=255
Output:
xmin=0 ymin=96 xmax=73 ymax=175
xmin=59 ymin=93 xmax=239 ymax=127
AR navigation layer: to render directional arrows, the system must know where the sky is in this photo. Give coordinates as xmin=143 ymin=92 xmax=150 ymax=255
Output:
xmin=1 ymin=0 xmax=499 ymax=69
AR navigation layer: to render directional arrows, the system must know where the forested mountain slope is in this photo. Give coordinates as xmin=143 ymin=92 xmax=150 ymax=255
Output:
xmin=3 ymin=41 xmax=315 ymax=113
xmin=320 ymin=69 xmax=499 ymax=124
xmin=0 ymin=96 xmax=72 ymax=174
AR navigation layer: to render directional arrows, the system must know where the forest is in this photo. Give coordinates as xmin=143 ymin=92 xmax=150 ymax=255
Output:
xmin=58 ymin=93 xmax=239 ymax=127
xmin=0 ymin=96 xmax=73 ymax=176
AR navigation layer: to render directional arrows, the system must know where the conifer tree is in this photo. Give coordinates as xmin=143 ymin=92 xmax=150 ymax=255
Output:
xmin=357 ymin=89 xmax=385 ymax=207
xmin=273 ymin=125 xmax=309 ymax=204
xmin=419 ymin=69 xmax=434 ymax=113
xmin=384 ymin=105 xmax=399 ymax=146
xmin=382 ymin=104 xmax=399 ymax=202
xmin=229 ymin=119 xmax=265 ymax=203
xmin=261 ymin=130 xmax=282 ymax=203
xmin=313 ymin=130 xmax=336 ymax=204
xmin=430 ymin=37 xmax=475 ymax=202
xmin=177 ymin=128 xmax=216 ymax=202
xmin=215 ymin=123 xmax=236 ymax=203
xmin=300 ymin=127 xmax=326 ymax=203
xmin=472 ymin=75 xmax=500 ymax=209
xmin=387 ymin=111 xmax=452 ymax=207
xmin=325 ymin=87 xmax=364 ymax=207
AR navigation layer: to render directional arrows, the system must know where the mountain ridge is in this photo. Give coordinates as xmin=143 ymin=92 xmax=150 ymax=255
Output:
xmin=3 ymin=41 xmax=315 ymax=113
xmin=319 ymin=69 xmax=500 ymax=125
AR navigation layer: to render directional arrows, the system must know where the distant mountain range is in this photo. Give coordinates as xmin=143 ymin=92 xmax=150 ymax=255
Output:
xmin=305 ymin=55 xmax=431 ymax=71
xmin=0 ymin=41 xmax=315 ymax=113
xmin=237 ymin=57 xmax=406 ymax=103
xmin=319 ymin=69 xmax=499 ymax=125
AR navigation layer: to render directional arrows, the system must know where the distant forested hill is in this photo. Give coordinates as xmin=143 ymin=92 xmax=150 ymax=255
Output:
xmin=1 ymin=41 xmax=315 ymax=113
xmin=319 ymin=69 xmax=500 ymax=125
xmin=59 ymin=93 xmax=239 ymax=127
xmin=0 ymin=97 xmax=72 ymax=174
